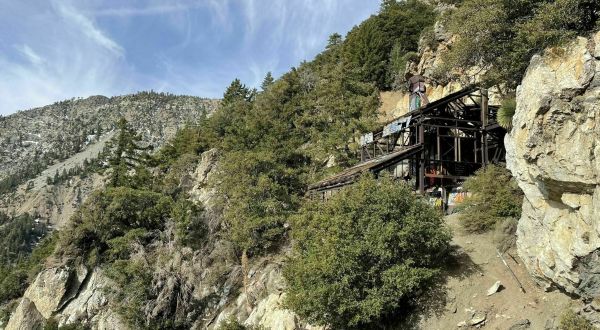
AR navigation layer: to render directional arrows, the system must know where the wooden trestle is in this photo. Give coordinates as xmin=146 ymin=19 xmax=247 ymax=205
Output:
xmin=309 ymin=87 xmax=506 ymax=197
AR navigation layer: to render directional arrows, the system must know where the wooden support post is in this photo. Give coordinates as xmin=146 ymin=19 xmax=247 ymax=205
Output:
xmin=474 ymin=134 xmax=478 ymax=163
xmin=458 ymin=136 xmax=462 ymax=162
xmin=454 ymin=130 xmax=458 ymax=162
xmin=418 ymin=124 xmax=425 ymax=194
xmin=481 ymin=89 xmax=489 ymax=165
xmin=436 ymin=127 xmax=441 ymax=172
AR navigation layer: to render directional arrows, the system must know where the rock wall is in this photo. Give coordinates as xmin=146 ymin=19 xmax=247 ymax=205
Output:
xmin=506 ymin=32 xmax=600 ymax=297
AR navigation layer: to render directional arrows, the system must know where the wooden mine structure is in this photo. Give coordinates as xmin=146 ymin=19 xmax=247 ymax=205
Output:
xmin=309 ymin=87 xmax=506 ymax=198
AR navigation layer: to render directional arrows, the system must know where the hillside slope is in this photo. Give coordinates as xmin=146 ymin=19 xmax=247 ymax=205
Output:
xmin=0 ymin=92 xmax=219 ymax=226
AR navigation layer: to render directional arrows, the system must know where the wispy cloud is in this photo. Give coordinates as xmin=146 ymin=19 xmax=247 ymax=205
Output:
xmin=91 ymin=2 xmax=197 ymax=17
xmin=0 ymin=0 xmax=379 ymax=115
xmin=52 ymin=0 xmax=124 ymax=56
xmin=16 ymin=44 xmax=45 ymax=66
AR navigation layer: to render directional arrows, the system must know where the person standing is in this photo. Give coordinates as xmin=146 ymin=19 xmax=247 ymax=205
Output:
xmin=407 ymin=74 xmax=429 ymax=111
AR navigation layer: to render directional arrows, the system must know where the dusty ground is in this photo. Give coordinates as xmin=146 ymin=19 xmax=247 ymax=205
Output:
xmin=414 ymin=213 xmax=575 ymax=330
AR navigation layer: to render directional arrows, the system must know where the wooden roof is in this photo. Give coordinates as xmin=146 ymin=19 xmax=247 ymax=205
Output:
xmin=309 ymin=144 xmax=423 ymax=192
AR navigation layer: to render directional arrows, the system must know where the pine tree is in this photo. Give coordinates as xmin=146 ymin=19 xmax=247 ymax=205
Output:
xmin=222 ymin=79 xmax=251 ymax=106
xmin=327 ymin=33 xmax=343 ymax=49
xmin=261 ymin=72 xmax=275 ymax=90
xmin=106 ymin=118 xmax=151 ymax=188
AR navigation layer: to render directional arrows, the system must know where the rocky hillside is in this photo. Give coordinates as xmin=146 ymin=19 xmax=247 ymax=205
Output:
xmin=506 ymin=31 xmax=600 ymax=304
xmin=2 ymin=1 xmax=600 ymax=329
xmin=0 ymin=92 xmax=218 ymax=184
xmin=0 ymin=92 xmax=218 ymax=226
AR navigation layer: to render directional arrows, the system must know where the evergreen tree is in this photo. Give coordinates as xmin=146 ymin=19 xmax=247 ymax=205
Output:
xmin=222 ymin=79 xmax=252 ymax=106
xmin=105 ymin=118 xmax=151 ymax=188
xmin=343 ymin=0 xmax=436 ymax=89
xmin=326 ymin=33 xmax=343 ymax=49
xmin=261 ymin=72 xmax=275 ymax=91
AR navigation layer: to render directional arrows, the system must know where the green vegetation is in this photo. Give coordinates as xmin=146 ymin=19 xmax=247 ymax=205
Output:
xmin=0 ymin=213 xmax=48 ymax=266
xmin=284 ymin=175 xmax=450 ymax=328
xmin=559 ymin=309 xmax=594 ymax=330
xmin=0 ymin=212 xmax=55 ymax=306
xmin=104 ymin=260 xmax=154 ymax=328
xmin=497 ymin=98 xmax=517 ymax=130
xmin=0 ymin=234 xmax=57 ymax=304
xmin=106 ymin=118 xmax=153 ymax=188
xmin=344 ymin=0 xmax=436 ymax=90
xmin=59 ymin=187 xmax=172 ymax=265
xmin=14 ymin=0 xmax=580 ymax=327
xmin=460 ymin=165 xmax=523 ymax=232
xmin=439 ymin=0 xmax=600 ymax=89
xmin=203 ymin=0 xmax=440 ymax=257
xmin=53 ymin=117 xmax=209 ymax=328
xmin=44 ymin=318 xmax=90 ymax=330
xmin=216 ymin=317 xmax=264 ymax=330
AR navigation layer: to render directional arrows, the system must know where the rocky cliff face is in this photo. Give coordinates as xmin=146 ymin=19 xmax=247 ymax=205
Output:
xmin=4 ymin=149 xmax=320 ymax=330
xmin=506 ymin=32 xmax=600 ymax=298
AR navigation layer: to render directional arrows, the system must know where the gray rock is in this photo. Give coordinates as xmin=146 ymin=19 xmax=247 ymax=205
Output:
xmin=506 ymin=31 xmax=600 ymax=295
xmin=486 ymin=281 xmax=503 ymax=296
xmin=5 ymin=298 xmax=45 ymax=330
xmin=469 ymin=312 xmax=486 ymax=325
xmin=509 ymin=319 xmax=531 ymax=330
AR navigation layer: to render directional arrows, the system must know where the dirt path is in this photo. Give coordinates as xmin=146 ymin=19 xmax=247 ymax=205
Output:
xmin=416 ymin=213 xmax=574 ymax=330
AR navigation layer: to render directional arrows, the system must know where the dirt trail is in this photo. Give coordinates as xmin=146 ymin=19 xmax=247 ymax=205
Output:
xmin=416 ymin=213 xmax=574 ymax=330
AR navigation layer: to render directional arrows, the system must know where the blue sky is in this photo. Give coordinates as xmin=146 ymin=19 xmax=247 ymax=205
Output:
xmin=0 ymin=0 xmax=380 ymax=115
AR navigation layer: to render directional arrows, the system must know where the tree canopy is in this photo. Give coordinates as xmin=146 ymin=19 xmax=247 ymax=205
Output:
xmin=439 ymin=0 xmax=600 ymax=89
xmin=284 ymin=175 xmax=451 ymax=328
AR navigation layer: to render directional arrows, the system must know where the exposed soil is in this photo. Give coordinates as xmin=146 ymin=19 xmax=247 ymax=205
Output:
xmin=414 ymin=213 xmax=575 ymax=330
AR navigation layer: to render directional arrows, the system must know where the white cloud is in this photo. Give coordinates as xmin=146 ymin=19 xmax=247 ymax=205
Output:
xmin=52 ymin=0 xmax=124 ymax=56
xmin=16 ymin=44 xmax=45 ymax=66
xmin=0 ymin=0 xmax=379 ymax=115
xmin=90 ymin=2 xmax=196 ymax=17
xmin=0 ymin=1 xmax=135 ymax=114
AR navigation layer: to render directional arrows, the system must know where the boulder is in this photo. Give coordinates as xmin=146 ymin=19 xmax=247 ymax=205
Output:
xmin=5 ymin=298 xmax=45 ymax=330
xmin=506 ymin=31 xmax=600 ymax=296
xmin=56 ymin=270 xmax=125 ymax=329
xmin=23 ymin=267 xmax=74 ymax=319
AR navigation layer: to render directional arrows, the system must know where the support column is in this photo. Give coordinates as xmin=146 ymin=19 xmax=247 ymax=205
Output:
xmin=418 ymin=124 xmax=425 ymax=194
xmin=436 ymin=127 xmax=441 ymax=172
xmin=481 ymin=89 xmax=489 ymax=165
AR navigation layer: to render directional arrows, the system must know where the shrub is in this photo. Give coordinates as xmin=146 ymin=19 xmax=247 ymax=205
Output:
xmin=216 ymin=317 xmax=263 ymax=330
xmin=217 ymin=317 xmax=248 ymax=330
xmin=60 ymin=187 xmax=173 ymax=264
xmin=284 ymin=175 xmax=451 ymax=328
xmin=105 ymin=260 xmax=154 ymax=329
xmin=460 ymin=165 xmax=523 ymax=232
xmin=497 ymin=98 xmax=516 ymax=130
xmin=559 ymin=309 xmax=593 ymax=330
xmin=0 ymin=234 xmax=57 ymax=304
xmin=441 ymin=0 xmax=600 ymax=89
xmin=171 ymin=199 xmax=207 ymax=249
xmin=44 ymin=318 xmax=90 ymax=330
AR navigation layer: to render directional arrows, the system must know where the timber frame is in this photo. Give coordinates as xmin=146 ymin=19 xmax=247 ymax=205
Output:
xmin=309 ymin=87 xmax=506 ymax=197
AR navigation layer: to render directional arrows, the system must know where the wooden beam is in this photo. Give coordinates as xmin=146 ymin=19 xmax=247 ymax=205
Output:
xmin=418 ymin=124 xmax=425 ymax=193
xmin=481 ymin=88 xmax=489 ymax=165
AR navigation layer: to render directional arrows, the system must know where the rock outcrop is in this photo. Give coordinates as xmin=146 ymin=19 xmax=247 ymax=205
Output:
xmin=5 ymin=266 xmax=124 ymax=330
xmin=5 ymin=299 xmax=45 ymax=330
xmin=506 ymin=32 xmax=600 ymax=297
